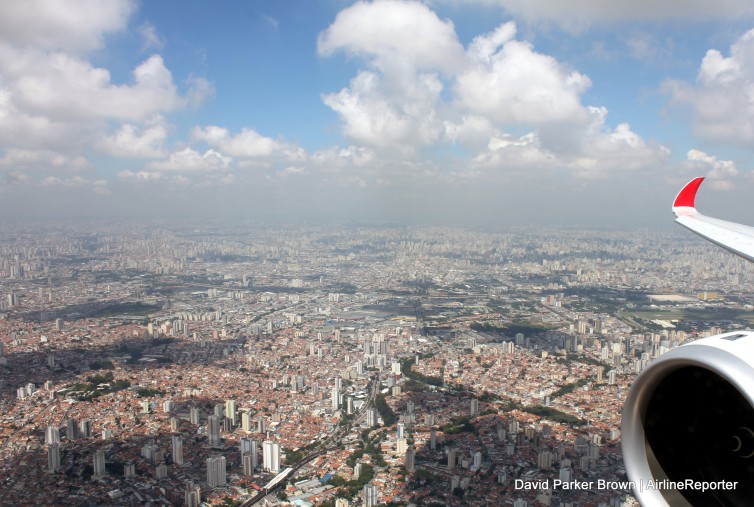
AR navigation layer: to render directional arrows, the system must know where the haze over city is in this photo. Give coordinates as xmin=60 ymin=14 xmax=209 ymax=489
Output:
xmin=2 ymin=0 xmax=754 ymax=224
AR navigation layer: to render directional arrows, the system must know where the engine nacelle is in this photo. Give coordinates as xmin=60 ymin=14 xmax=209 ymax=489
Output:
xmin=622 ymin=331 xmax=754 ymax=506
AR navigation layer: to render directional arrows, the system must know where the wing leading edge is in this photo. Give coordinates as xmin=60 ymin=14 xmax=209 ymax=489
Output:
xmin=672 ymin=177 xmax=754 ymax=262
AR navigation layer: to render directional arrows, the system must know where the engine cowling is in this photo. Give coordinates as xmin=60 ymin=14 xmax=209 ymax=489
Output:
xmin=622 ymin=331 xmax=754 ymax=506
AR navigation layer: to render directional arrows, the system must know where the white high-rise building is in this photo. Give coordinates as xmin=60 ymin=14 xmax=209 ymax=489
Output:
xmin=366 ymin=408 xmax=377 ymax=427
xmin=242 ymin=412 xmax=252 ymax=432
xmin=331 ymin=387 xmax=340 ymax=410
xmin=45 ymin=425 xmax=60 ymax=445
xmin=225 ymin=399 xmax=237 ymax=426
xmin=207 ymin=415 xmax=221 ymax=447
xmin=185 ymin=481 xmax=201 ymax=507
xmin=172 ymin=435 xmax=184 ymax=465
xmin=263 ymin=440 xmax=281 ymax=473
xmin=206 ymin=456 xmax=227 ymax=488
xmin=363 ymin=484 xmax=379 ymax=507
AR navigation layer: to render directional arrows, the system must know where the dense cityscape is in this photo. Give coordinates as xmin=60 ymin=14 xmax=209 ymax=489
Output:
xmin=0 ymin=220 xmax=751 ymax=506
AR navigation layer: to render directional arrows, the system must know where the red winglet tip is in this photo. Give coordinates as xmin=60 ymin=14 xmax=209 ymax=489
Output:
xmin=673 ymin=177 xmax=705 ymax=209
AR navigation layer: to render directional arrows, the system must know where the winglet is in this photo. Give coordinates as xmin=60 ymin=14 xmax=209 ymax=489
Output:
xmin=673 ymin=177 xmax=704 ymax=213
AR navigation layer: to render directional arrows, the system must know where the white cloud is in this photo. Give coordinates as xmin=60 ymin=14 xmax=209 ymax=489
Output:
xmin=447 ymin=0 xmax=754 ymax=30
xmin=665 ymin=29 xmax=754 ymax=146
xmin=318 ymin=4 xmax=669 ymax=180
xmin=262 ymin=14 xmax=279 ymax=30
xmin=684 ymin=149 xmax=738 ymax=189
xmin=456 ymin=25 xmax=592 ymax=125
xmin=138 ymin=22 xmax=165 ymax=52
xmin=148 ymin=148 xmax=232 ymax=172
xmin=310 ymin=146 xmax=376 ymax=171
xmin=0 ymin=149 xmax=89 ymax=171
xmin=0 ymin=0 xmax=134 ymax=52
xmin=100 ymin=120 xmax=168 ymax=158
xmin=322 ymin=70 xmax=445 ymax=149
xmin=0 ymin=0 xmax=212 ymax=180
xmin=470 ymin=107 xmax=670 ymax=178
xmin=118 ymin=170 xmax=163 ymax=182
xmin=317 ymin=0 xmax=466 ymax=75
xmin=192 ymin=126 xmax=295 ymax=158
xmin=6 ymin=52 xmax=201 ymax=122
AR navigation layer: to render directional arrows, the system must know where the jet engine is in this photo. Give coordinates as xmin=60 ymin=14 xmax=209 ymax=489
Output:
xmin=622 ymin=331 xmax=754 ymax=506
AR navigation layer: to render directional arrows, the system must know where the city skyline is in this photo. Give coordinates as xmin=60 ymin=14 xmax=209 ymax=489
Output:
xmin=3 ymin=1 xmax=754 ymax=224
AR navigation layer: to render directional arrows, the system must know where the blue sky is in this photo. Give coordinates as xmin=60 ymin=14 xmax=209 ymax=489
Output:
xmin=3 ymin=0 xmax=754 ymax=226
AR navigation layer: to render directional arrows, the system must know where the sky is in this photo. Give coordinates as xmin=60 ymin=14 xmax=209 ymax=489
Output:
xmin=3 ymin=0 xmax=754 ymax=226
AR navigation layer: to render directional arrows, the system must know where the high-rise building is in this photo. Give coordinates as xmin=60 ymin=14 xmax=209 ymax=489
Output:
xmin=206 ymin=456 xmax=227 ymax=488
xmin=225 ymin=399 xmax=237 ymax=426
xmin=242 ymin=412 xmax=252 ymax=432
xmin=66 ymin=419 xmax=78 ymax=440
xmin=470 ymin=398 xmax=479 ymax=417
xmin=258 ymin=417 xmax=266 ymax=434
xmin=47 ymin=443 xmax=61 ymax=472
xmin=242 ymin=451 xmax=255 ymax=476
xmin=185 ymin=481 xmax=201 ymax=507
xmin=538 ymin=451 xmax=553 ymax=470
xmin=93 ymin=449 xmax=106 ymax=478
xmin=172 ymin=435 xmax=184 ymax=465
xmin=45 ymin=425 xmax=60 ymax=445
xmin=79 ymin=419 xmax=92 ymax=438
xmin=190 ymin=406 xmax=200 ymax=425
xmin=335 ymin=499 xmax=349 ymax=507
xmin=207 ymin=415 xmax=221 ymax=447
xmin=240 ymin=438 xmax=258 ymax=470
xmin=263 ymin=440 xmax=281 ymax=473
xmin=430 ymin=428 xmax=437 ymax=450
xmin=155 ymin=463 xmax=168 ymax=479
xmin=397 ymin=438 xmax=407 ymax=454
xmin=448 ymin=448 xmax=457 ymax=470
xmin=331 ymin=387 xmax=340 ymax=410
xmin=405 ymin=448 xmax=415 ymax=471
xmin=366 ymin=408 xmax=377 ymax=427
xmin=363 ymin=484 xmax=379 ymax=507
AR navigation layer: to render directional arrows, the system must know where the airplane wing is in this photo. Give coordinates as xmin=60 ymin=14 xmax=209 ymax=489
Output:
xmin=673 ymin=177 xmax=754 ymax=262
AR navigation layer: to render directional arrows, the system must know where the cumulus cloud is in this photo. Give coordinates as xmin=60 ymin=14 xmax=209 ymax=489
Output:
xmin=470 ymin=107 xmax=669 ymax=178
xmin=448 ymin=0 xmax=754 ymax=30
xmin=310 ymin=145 xmax=376 ymax=171
xmin=100 ymin=119 xmax=168 ymax=158
xmin=192 ymin=126 xmax=298 ymax=159
xmin=0 ymin=0 xmax=134 ymax=52
xmin=317 ymin=0 xmax=465 ymax=75
xmin=456 ymin=22 xmax=592 ymax=125
xmin=4 ymin=52 xmax=202 ymax=122
xmin=683 ymin=149 xmax=738 ymax=189
xmin=319 ymin=3 xmax=667 ymax=178
xmin=322 ymin=70 xmax=445 ymax=149
xmin=148 ymin=148 xmax=232 ymax=172
xmin=665 ymin=29 xmax=754 ymax=146
xmin=0 ymin=149 xmax=89 ymax=171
